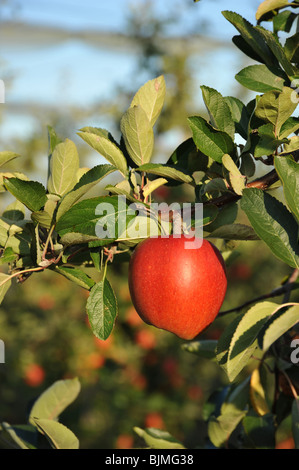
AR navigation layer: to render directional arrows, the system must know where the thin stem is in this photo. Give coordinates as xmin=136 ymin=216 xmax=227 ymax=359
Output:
xmin=42 ymin=225 xmax=55 ymax=261
xmin=0 ymin=266 xmax=45 ymax=288
xmin=219 ymin=282 xmax=299 ymax=316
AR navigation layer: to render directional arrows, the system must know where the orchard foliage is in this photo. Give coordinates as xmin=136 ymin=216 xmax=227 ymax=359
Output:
xmin=0 ymin=0 xmax=299 ymax=449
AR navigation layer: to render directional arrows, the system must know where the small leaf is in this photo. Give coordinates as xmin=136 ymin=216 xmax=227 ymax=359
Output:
xmin=142 ymin=178 xmax=168 ymax=199
xmin=235 ymin=64 xmax=285 ymax=93
xmin=47 ymin=139 xmax=79 ymax=197
xmin=137 ymin=163 xmax=193 ymax=184
xmin=86 ymin=279 xmax=118 ymax=340
xmin=207 ymin=223 xmax=260 ymax=241
xmin=201 ymin=86 xmax=235 ymax=139
xmin=274 ymin=155 xmax=299 ymax=222
xmin=78 ymin=128 xmax=127 ymax=176
xmin=241 ymin=188 xmax=299 ymax=269
xmin=29 ymin=378 xmax=81 ymax=425
xmin=0 ymin=422 xmax=32 ymax=449
xmin=222 ymin=11 xmax=279 ymax=69
xmin=55 ymin=266 xmax=96 ymax=290
xmin=130 ymin=75 xmax=166 ymax=127
xmin=4 ymin=178 xmax=47 ymax=212
xmin=181 ymin=340 xmax=217 ymax=359
xmin=222 ymin=154 xmax=246 ymax=195
xmin=254 ymin=87 xmax=298 ymax=137
xmin=256 ymin=0 xmax=291 ymax=22
xmin=242 ymin=414 xmax=276 ymax=449
xmin=261 ymin=304 xmax=299 ymax=352
xmin=256 ymin=26 xmax=295 ymax=77
xmin=224 ymin=301 xmax=280 ymax=381
xmin=133 ymin=427 xmax=185 ymax=449
xmin=120 ymin=105 xmax=154 ymax=166
xmin=55 ymin=196 xmax=122 ymax=239
xmin=224 ymin=96 xmax=250 ymax=140
xmin=188 ymin=116 xmax=235 ymax=163
xmin=33 ymin=418 xmax=79 ymax=449
xmin=250 ymin=367 xmax=271 ymax=416
xmin=0 ymin=151 xmax=20 ymax=168
xmin=56 ymin=164 xmax=117 ymax=220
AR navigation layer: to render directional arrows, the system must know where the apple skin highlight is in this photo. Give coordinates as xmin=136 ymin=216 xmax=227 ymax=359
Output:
xmin=128 ymin=235 xmax=227 ymax=340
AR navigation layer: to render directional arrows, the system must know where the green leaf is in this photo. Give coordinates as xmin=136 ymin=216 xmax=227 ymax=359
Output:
xmin=0 ymin=151 xmax=20 ymax=168
xmin=274 ymin=155 xmax=299 ymax=221
xmin=241 ymin=188 xmax=299 ymax=269
xmin=56 ymin=164 xmax=117 ymax=220
xmin=142 ymin=178 xmax=168 ymax=199
xmin=224 ymin=96 xmax=250 ymax=140
xmin=232 ymin=35 xmax=267 ymax=64
xmin=282 ymin=135 xmax=299 ymax=154
xmin=254 ymin=123 xmax=287 ymax=158
xmin=47 ymin=125 xmax=63 ymax=154
xmin=120 ymin=105 xmax=154 ymax=166
xmin=284 ymin=32 xmax=299 ymax=63
xmin=133 ymin=427 xmax=185 ymax=449
xmin=4 ymin=178 xmax=47 ymax=212
xmin=222 ymin=11 xmax=279 ymax=69
xmin=261 ymin=304 xmax=299 ymax=352
xmin=235 ymin=64 xmax=285 ymax=93
xmin=130 ymin=75 xmax=166 ymax=127
xmin=208 ymin=380 xmax=249 ymax=448
xmin=55 ymin=266 xmax=96 ymax=290
xmin=242 ymin=414 xmax=276 ymax=449
xmin=29 ymin=378 xmax=81 ymax=425
xmin=207 ymin=223 xmax=260 ymax=241
xmin=3 ymin=200 xmax=25 ymax=222
xmin=254 ymin=87 xmax=298 ymax=137
xmin=0 ymin=273 xmax=11 ymax=306
xmin=201 ymin=86 xmax=235 ymax=139
xmin=279 ymin=116 xmax=299 ymax=139
xmin=47 ymin=139 xmax=79 ymax=197
xmin=33 ymin=418 xmax=79 ymax=449
xmin=181 ymin=340 xmax=218 ymax=359
xmin=256 ymin=26 xmax=295 ymax=77
xmin=86 ymin=278 xmax=118 ymax=340
xmin=292 ymin=398 xmax=299 ymax=449
xmin=78 ymin=128 xmax=127 ymax=176
xmin=56 ymin=196 xmax=132 ymax=241
xmin=222 ymin=154 xmax=246 ymax=195
xmin=273 ymin=11 xmax=297 ymax=34
xmin=0 ymin=422 xmax=34 ymax=449
xmin=225 ymin=301 xmax=280 ymax=381
xmin=137 ymin=163 xmax=193 ymax=184
xmin=0 ymin=247 xmax=17 ymax=266
xmin=256 ymin=0 xmax=291 ymax=22
xmin=188 ymin=116 xmax=235 ymax=163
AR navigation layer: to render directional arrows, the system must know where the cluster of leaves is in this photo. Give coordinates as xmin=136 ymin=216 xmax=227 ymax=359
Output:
xmin=0 ymin=378 xmax=80 ymax=449
xmin=0 ymin=0 xmax=298 ymax=449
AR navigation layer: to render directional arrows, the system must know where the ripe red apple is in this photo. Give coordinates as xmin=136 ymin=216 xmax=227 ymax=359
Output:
xmin=128 ymin=235 xmax=227 ymax=340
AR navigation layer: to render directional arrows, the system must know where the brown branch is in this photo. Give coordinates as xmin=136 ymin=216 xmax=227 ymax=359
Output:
xmin=219 ymin=280 xmax=299 ymax=316
xmin=204 ymin=150 xmax=299 ymax=208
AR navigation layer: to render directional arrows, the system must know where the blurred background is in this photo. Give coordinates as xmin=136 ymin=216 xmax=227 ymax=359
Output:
xmin=0 ymin=0 xmax=297 ymax=449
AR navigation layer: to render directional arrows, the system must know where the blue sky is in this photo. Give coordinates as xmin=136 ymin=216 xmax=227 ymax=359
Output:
xmin=0 ymin=0 xmax=260 ymax=142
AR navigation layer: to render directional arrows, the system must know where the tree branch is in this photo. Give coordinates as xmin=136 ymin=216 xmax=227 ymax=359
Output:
xmin=219 ymin=277 xmax=299 ymax=316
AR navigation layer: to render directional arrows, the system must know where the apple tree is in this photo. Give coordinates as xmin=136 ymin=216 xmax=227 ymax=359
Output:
xmin=0 ymin=0 xmax=298 ymax=449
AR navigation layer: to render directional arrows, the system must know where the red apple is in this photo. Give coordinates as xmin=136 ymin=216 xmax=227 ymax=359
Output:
xmin=128 ymin=235 xmax=227 ymax=340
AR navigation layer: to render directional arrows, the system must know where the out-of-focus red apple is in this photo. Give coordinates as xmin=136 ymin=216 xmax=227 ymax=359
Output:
xmin=24 ymin=363 xmax=45 ymax=387
xmin=128 ymin=235 xmax=227 ymax=340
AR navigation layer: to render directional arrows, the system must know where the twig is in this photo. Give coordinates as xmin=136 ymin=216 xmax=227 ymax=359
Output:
xmin=219 ymin=282 xmax=299 ymax=316
xmin=0 ymin=266 xmax=45 ymax=288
